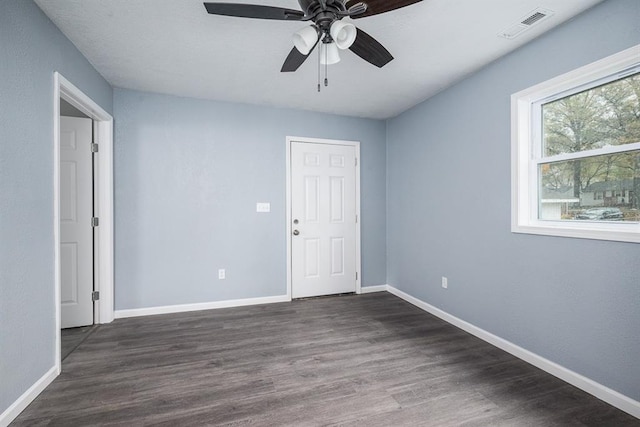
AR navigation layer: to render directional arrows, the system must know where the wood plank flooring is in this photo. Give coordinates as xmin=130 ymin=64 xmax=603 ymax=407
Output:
xmin=61 ymin=325 xmax=98 ymax=361
xmin=12 ymin=293 xmax=639 ymax=426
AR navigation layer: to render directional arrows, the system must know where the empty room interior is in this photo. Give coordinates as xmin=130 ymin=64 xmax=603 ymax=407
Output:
xmin=1 ymin=0 xmax=639 ymax=425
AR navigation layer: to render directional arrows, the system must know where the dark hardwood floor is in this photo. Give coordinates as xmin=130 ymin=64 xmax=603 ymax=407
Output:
xmin=13 ymin=293 xmax=639 ymax=426
xmin=61 ymin=325 xmax=98 ymax=361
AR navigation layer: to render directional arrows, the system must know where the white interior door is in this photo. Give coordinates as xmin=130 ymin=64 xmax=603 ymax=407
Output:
xmin=291 ymin=141 xmax=357 ymax=298
xmin=60 ymin=116 xmax=94 ymax=328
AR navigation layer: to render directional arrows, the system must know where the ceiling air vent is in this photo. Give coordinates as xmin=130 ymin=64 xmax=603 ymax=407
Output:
xmin=499 ymin=7 xmax=555 ymax=39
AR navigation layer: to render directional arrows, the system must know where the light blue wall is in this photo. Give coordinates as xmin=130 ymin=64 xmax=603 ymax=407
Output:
xmin=0 ymin=0 xmax=113 ymax=415
xmin=386 ymin=0 xmax=640 ymax=400
xmin=114 ymin=89 xmax=387 ymax=309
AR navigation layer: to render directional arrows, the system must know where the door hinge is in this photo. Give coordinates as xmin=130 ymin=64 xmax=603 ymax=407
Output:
xmin=91 ymin=143 xmax=99 ymax=153
xmin=91 ymin=217 xmax=99 ymax=227
xmin=356 ymin=272 xmax=358 ymax=280
xmin=355 ymin=158 xmax=358 ymax=166
xmin=92 ymin=291 xmax=100 ymax=301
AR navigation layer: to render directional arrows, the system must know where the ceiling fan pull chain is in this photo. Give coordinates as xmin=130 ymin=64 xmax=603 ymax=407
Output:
xmin=324 ymin=45 xmax=329 ymax=87
xmin=317 ymin=44 xmax=321 ymax=92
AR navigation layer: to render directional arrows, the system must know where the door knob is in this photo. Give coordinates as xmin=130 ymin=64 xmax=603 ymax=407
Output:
xmin=293 ymin=230 xmax=300 ymax=236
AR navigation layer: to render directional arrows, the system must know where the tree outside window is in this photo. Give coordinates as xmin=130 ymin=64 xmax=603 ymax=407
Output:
xmin=540 ymin=73 xmax=640 ymax=221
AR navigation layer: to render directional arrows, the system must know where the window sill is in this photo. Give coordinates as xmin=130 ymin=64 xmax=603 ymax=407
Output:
xmin=512 ymin=221 xmax=640 ymax=243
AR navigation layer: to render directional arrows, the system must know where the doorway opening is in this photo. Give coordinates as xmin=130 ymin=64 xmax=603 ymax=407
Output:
xmin=54 ymin=72 xmax=114 ymax=372
xmin=59 ymin=99 xmax=97 ymax=359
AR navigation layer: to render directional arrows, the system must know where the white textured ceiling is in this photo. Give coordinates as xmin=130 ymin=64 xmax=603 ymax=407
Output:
xmin=35 ymin=0 xmax=603 ymax=119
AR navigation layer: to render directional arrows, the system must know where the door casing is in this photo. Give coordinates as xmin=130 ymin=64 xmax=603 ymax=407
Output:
xmin=286 ymin=136 xmax=361 ymax=300
xmin=54 ymin=72 xmax=114 ymax=373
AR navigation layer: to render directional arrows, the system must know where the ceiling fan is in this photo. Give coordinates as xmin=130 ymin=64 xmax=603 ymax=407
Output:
xmin=203 ymin=0 xmax=422 ymax=83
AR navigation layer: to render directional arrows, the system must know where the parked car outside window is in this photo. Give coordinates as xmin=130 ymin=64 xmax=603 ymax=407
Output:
xmin=575 ymin=208 xmax=624 ymax=221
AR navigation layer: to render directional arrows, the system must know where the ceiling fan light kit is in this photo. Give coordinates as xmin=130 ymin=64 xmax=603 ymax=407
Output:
xmin=320 ymin=42 xmax=341 ymax=65
xmin=293 ymin=25 xmax=320 ymax=55
xmin=330 ymin=20 xmax=357 ymax=50
xmin=204 ymin=0 xmax=423 ymax=89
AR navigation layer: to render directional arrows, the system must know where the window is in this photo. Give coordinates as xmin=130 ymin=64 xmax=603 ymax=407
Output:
xmin=512 ymin=45 xmax=640 ymax=243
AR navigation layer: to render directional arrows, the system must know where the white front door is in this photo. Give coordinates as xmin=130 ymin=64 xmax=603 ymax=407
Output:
xmin=291 ymin=141 xmax=357 ymax=298
xmin=60 ymin=116 xmax=94 ymax=328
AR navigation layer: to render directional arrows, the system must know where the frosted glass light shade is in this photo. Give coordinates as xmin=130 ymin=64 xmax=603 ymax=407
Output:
xmin=320 ymin=42 xmax=340 ymax=65
xmin=293 ymin=26 xmax=319 ymax=55
xmin=330 ymin=21 xmax=357 ymax=50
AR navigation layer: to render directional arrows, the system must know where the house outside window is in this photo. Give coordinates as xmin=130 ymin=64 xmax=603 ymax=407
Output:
xmin=511 ymin=45 xmax=640 ymax=243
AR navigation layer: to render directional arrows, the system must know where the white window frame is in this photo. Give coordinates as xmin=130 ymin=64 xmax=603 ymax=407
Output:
xmin=511 ymin=44 xmax=640 ymax=243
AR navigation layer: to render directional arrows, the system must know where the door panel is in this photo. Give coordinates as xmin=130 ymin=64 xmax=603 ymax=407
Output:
xmin=60 ymin=116 xmax=94 ymax=328
xmin=330 ymin=237 xmax=344 ymax=275
xmin=60 ymin=242 xmax=79 ymax=304
xmin=330 ymin=176 xmax=344 ymax=222
xmin=304 ymin=238 xmax=321 ymax=278
xmin=291 ymin=141 xmax=357 ymax=298
xmin=304 ymin=176 xmax=320 ymax=222
xmin=60 ymin=161 xmax=78 ymax=222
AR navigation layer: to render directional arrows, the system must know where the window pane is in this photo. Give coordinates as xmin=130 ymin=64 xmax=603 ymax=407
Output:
xmin=542 ymin=73 xmax=640 ymax=156
xmin=539 ymin=150 xmax=640 ymax=221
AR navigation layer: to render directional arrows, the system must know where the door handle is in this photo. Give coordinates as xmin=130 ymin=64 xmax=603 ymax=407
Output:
xmin=293 ymin=230 xmax=300 ymax=236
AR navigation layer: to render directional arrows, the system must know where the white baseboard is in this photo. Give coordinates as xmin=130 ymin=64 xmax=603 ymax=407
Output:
xmin=386 ymin=285 xmax=640 ymax=419
xmin=0 ymin=366 xmax=58 ymax=427
xmin=114 ymin=294 xmax=290 ymax=319
xmin=360 ymin=285 xmax=388 ymax=294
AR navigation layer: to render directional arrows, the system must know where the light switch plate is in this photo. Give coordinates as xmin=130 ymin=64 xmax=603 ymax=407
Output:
xmin=256 ymin=202 xmax=270 ymax=213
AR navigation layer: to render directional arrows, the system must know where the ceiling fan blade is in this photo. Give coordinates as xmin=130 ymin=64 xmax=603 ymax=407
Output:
xmin=281 ymin=43 xmax=318 ymax=72
xmin=203 ymin=3 xmax=304 ymax=20
xmin=346 ymin=0 xmax=422 ymax=19
xmin=349 ymin=28 xmax=393 ymax=68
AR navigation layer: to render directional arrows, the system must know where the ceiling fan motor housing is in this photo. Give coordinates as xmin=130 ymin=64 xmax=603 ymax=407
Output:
xmin=299 ymin=0 xmax=346 ymax=18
